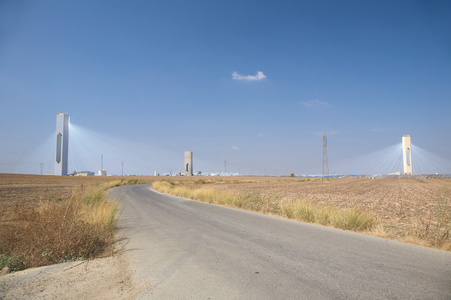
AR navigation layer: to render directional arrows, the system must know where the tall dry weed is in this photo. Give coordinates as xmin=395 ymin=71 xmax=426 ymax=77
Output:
xmin=280 ymin=201 xmax=374 ymax=231
xmin=405 ymin=187 xmax=451 ymax=250
xmin=153 ymin=180 xmax=374 ymax=232
xmin=0 ymin=182 xmax=118 ymax=271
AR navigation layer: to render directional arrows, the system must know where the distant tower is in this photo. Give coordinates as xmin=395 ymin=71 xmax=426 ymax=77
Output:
xmin=55 ymin=112 xmax=70 ymax=176
xmin=97 ymin=154 xmax=107 ymax=176
xmin=184 ymin=151 xmax=193 ymax=176
xmin=402 ymin=135 xmax=413 ymax=175
xmin=322 ymin=133 xmax=329 ymax=180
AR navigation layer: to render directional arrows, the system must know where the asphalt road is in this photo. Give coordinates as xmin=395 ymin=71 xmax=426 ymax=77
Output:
xmin=109 ymin=184 xmax=451 ymax=299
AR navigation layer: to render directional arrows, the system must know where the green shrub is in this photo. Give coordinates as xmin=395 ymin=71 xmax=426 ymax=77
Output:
xmin=0 ymin=254 xmax=24 ymax=272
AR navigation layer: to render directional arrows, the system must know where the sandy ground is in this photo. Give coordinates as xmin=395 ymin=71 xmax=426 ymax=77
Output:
xmin=0 ymin=240 xmax=150 ymax=300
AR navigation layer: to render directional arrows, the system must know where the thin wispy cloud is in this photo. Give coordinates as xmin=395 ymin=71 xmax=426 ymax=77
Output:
xmin=300 ymin=100 xmax=330 ymax=108
xmin=371 ymin=127 xmax=394 ymax=133
xmin=232 ymin=145 xmax=239 ymax=150
xmin=232 ymin=71 xmax=267 ymax=81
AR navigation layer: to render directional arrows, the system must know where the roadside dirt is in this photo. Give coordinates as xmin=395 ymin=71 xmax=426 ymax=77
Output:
xmin=0 ymin=174 xmax=155 ymax=299
xmin=0 ymin=240 xmax=150 ymax=300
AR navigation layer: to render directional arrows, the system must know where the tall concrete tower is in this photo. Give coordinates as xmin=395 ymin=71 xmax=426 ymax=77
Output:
xmin=402 ymin=135 xmax=412 ymax=175
xmin=55 ymin=112 xmax=70 ymax=176
xmin=184 ymin=151 xmax=193 ymax=176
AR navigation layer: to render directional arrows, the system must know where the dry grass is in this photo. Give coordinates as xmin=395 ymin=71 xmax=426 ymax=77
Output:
xmin=153 ymin=177 xmax=451 ymax=250
xmin=153 ymin=180 xmax=374 ymax=232
xmin=1 ymin=174 xmax=449 ymax=272
xmin=0 ymin=174 xmax=150 ymax=271
xmin=281 ymin=201 xmax=374 ymax=231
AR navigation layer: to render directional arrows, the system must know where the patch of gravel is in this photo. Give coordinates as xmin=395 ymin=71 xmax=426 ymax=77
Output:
xmin=0 ymin=241 xmax=150 ymax=299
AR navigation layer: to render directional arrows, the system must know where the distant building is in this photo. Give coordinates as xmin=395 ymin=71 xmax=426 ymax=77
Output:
xmin=73 ymin=171 xmax=95 ymax=176
xmin=98 ymin=169 xmax=107 ymax=176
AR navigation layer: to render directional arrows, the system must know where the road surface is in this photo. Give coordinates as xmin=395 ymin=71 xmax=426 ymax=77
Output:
xmin=109 ymin=184 xmax=451 ymax=299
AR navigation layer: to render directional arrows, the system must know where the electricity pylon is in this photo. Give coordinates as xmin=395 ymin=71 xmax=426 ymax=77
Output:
xmin=322 ymin=133 xmax=329 ymax=180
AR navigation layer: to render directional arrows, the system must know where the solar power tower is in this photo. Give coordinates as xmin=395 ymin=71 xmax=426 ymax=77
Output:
xmin=184 ymin=151 xmax=193 ymax=176
xmin=402 ymin=135 xmax=413 ymax=175
xmin=55 ymin=112 xmax=70 ymax=176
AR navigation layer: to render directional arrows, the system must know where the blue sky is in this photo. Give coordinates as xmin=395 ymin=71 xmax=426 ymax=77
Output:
xmin=1 ymin=0 xmax=450 ymax=176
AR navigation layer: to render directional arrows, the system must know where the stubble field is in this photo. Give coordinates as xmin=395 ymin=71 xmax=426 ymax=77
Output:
xmin=0 ymin=174 xmax=449 ymax=272
xmin=154 ymin=176 xmax=451 ymax=250
xmin=224 ymin=177 xmax=449 ymax=246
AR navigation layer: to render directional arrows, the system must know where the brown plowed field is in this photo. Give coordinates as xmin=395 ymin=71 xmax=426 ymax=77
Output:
xmin=0 ymin=174 xmax=125 ymax=221
xmin=1 ymin=174 xmax=450 ymax=250
xmin=205 ymin=176 xmax=451 ymax=249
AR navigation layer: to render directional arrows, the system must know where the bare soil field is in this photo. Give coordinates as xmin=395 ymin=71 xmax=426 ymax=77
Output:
xmin=200 ymin=176 xmax=451 ymax=250
xmin=0 ymin=174 xmax=450 ymax=298
xmin=0 ymin=173 xmax=192 ymax=224
xmin=1 ymin=174 xmax=450 ymax=252
xmin=0 ymin=173 xmax=198 ymax=209
xmin=0 ymin=174 xmax=124 ymax=213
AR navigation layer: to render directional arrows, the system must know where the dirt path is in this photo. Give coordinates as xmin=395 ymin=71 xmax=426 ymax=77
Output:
xmin=0 ymin=241 xmax=150 ymax=299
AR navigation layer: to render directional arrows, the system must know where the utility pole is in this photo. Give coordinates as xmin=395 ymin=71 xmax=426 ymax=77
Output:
xmin=322 ymin=133 xmax=329 ymax=181
xmin=121 ymin=161 xmax=124 ymax=176
xmin=224 ymin=160 xmax=227 ymax=174
xmin=40 ymin=163 xmax=44 ymax=175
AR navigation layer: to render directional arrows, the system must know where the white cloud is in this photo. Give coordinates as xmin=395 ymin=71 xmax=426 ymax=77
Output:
xmin=300 ymin=100 xmax=330 ymax=108
xmin=232 ymin=71 xmax=267 ymax=81
xmin=232 ymin=145 xmax=239 ymax=150
xmin=371 ymin=127 xmax=394 ymax=133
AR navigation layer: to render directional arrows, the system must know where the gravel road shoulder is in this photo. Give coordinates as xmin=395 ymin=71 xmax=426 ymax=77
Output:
xmin=0 ymin=240 xmax=150 ymax=299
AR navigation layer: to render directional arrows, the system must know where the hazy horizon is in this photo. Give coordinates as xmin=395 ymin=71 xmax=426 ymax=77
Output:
xmin=1 ymin=1 xmax=450 ymax=176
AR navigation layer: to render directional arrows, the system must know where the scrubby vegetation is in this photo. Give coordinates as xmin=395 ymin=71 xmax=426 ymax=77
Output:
xmin=153 ymin=180 xmax=374 ymax=232
xmin=1 ymin=174 xmax=449 ymax=273
xmin=153 ymin=178 xmax=451 ymax=250
xmin=0 ymin=181 xmax=120 ymax=271
xmin=281 ymin=201 xmax=374 ymax=231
